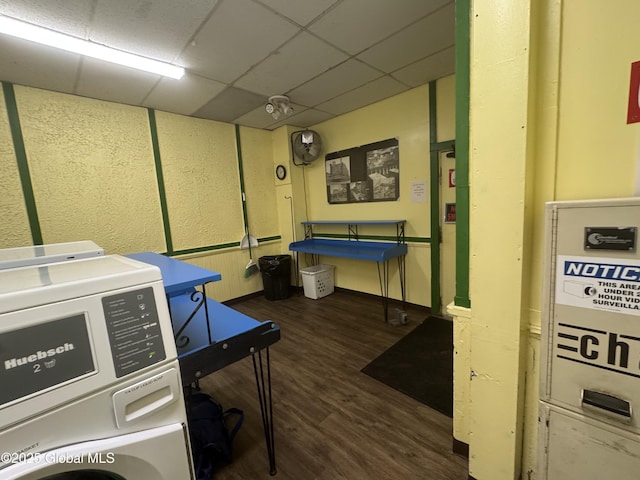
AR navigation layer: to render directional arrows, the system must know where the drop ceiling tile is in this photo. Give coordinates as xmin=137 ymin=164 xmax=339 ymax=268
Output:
xmin=235 ymin=31 xmax=348 ymax=96
xmin=309 ymin=0 xmax=450 ymax=55
xmin=316 ymin=76 xmax=408 ymax=115
xmin=178 ymin=0 xmax=300 ymax=83
xmin=91 ymin=0 xmax=219 ymax=61
xmin=193 ymin=86 xmax=266 ymax=122
xmin=357 ymin=3 xmax=454 ymax=73
xmin=144 ymin=73 xmax=227 ymax=116
xmin=257 ymin=0 xmax=340 ymax=26
xmin=0 ymin=36 xmax=79 ymax=93
xmin=0 ymin=0 xmax=94 ymax=36
xmin=0 ymin=0 xmax=455 ymax=129
xmin=266 ymin=107 xmax=334 ymax=130
xmin=234 ymin=101 xmax=308 ymax=129
xmin=392 ymin=46 xmax=455 ymax=87
xmin=75 ymin=57 xmax=160 ymax=106
xmin=287 ymin=59 xmax=383 ymax=107
xmin=232 ymin=105 xmax=284 ymax=130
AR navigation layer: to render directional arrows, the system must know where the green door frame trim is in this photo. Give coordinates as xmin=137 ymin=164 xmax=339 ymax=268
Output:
xmin=455 ymin=0 xmax=471 ymax=308
xmin=429 ymin=6 xmax=472 ymax=313
xmin=3 ymin=82 xmax=43 ymax=245
xmin=428 ymin=81 xmax=457 ymax=314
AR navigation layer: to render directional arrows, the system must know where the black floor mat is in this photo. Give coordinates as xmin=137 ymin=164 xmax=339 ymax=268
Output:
xmin=361 ymin=316 xmax=453 ymax=417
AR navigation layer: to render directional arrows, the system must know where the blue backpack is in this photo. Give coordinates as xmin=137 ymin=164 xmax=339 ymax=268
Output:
xmin=185 ymin=392 xmax=244 ymax=479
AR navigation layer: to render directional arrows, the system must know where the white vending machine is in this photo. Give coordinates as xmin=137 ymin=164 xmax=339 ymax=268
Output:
xmin=539 ymin=197 xmax=640 ymax=479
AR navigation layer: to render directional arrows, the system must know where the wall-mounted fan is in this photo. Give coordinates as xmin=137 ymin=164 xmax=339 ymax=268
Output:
xmin=291 ymin=129 xmax=323 ymax=166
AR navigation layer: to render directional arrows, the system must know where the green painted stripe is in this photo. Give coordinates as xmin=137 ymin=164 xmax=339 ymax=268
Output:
xmin=3 ymin=82 xmax=43 ymax=245
xmin=259 ymin=235 xmax=281 ymax=243
xmin=161 ymin=235 xmax=282 ymax=257
xmin=455 ymin=0 xmax=471 ymax=308
xmin=431 ymin=139 xmax=455 ymax=152
xmin=311 ymin=233 xmax=430 ymax=243
xmin=429 ymin=81 xmax=441 ymax=314
xmin=170 ymin=242 xmax=242 ymax=256
xmin=147 ymin=108 xmax=174 ymax=254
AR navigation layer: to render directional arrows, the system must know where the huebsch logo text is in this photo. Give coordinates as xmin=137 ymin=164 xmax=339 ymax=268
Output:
xmin=4 ymin=343 xmax=75 ymax=370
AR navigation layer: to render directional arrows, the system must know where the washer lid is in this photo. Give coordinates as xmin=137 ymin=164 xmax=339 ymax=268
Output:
xmin=0 ymin=255 xmax=162 ymax=314
xmin=0 ymin=240 xmax=104 ymax=270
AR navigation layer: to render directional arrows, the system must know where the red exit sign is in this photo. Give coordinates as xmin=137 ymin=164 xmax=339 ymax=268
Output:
xmin=627 ymin=61 xmax=640 ymax=124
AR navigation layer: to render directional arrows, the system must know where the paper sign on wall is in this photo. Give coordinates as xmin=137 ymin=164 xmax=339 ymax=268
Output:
xmin=411 ymin=181 xmax=426 ymax=203
xmin=555 ymin=255 xmax=640 ymax=316
xmin=627 ymin=60 xmax=640 ymax=124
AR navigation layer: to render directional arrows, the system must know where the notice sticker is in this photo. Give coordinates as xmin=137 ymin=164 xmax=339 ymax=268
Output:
xmin=556 ymin=255 xmax=640 ymax=316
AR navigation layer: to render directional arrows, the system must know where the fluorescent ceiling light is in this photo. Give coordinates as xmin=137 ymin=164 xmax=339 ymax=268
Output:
xmin=0 ymin=15 xmax=185 ymax=79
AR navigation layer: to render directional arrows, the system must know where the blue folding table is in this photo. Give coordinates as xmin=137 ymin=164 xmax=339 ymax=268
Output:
xmin=289 ymin=220 xmax=408 ymax=322
xmin=127 ymin=252 xmax=279 ymax=475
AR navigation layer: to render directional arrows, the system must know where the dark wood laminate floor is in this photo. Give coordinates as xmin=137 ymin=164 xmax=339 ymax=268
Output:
xmin=197 ymin=289 xmax=468 ymax=480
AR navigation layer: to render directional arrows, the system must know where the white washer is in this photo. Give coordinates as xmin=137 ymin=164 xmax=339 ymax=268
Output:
xmin=0 ymin=255 xmax=194 ymax=479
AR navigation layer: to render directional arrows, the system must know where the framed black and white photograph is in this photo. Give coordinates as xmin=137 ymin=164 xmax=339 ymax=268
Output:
xmin=325 ymin=138 xmax=399 ymax=204
xmin=326 ymin=156 xmax=351 ymax=183
xmin=349 ymin=180 xmax=373 ymax=202
xmin=367 ymin=145 xmax=399 ymax=200
xmin=328 ymin=183 xmax=349 ymax=203
xmin=370 ymin=175 xmax=397 ymax=200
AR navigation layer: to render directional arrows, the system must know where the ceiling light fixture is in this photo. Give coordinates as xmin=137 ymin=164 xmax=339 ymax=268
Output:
xmin=265 ymin=95 xmax=294 ymax=120
xmin=0 ymin=15 xmax=185 ymax=79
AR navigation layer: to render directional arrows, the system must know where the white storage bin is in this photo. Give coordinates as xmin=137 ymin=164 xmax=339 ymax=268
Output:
xmin=300 ymin=264 xmax=334 ymax=299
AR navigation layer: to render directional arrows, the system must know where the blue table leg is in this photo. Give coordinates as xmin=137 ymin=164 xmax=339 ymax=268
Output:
xmin=377 ymin=261 xmax=390 ymax=321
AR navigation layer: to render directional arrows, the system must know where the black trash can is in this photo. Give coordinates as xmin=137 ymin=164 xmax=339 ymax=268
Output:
xmin=259 ymin=255 xmax=291 ymax=300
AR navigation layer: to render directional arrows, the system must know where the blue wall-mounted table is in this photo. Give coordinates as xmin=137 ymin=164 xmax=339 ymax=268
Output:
xmin=289 ymin=220 xmax=407 ymax=322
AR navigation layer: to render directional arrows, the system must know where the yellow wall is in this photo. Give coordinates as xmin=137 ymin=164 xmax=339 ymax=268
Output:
xmin=0 ymin=79 xmax=455 ymax=307
xmin=555 ymin=1 xmax=640 ymax=200
xmin=466 ymin=1 xmax=532 ymax=478
xmin=1 ymin=81 xmax=452 ymax=307
xmin=0 ymin=85 xmax=284 ymax=302
xmin=272 ymin=125 xmax=307 ymax=286
xmin=0 ymin=91 xmax=31 ymax=247
xmin=15 ymin=87 xmax=166 ymax=254
xmin=306 ymin=84 xmax=437 ymax=307
xmin=457 ymin=1 xmax=640 ymax=478
xmin=154 ymin=112 xmax=241 ymax=250
xmin=436 ymin=74 xmax=455 ymax=143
